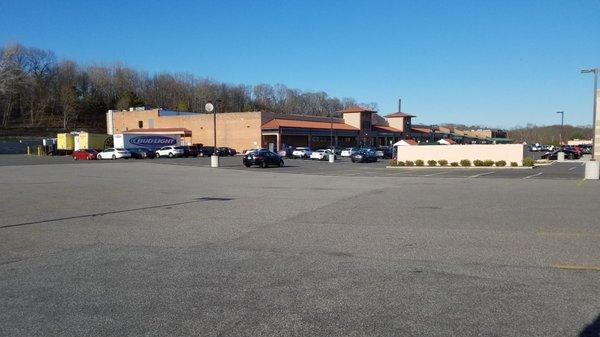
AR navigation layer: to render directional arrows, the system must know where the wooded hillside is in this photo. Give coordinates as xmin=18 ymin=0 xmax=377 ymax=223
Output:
xmin=508 ymin=125 xmax=592 ymax=144
xmin=0 ymin=42 xmax=374 ymax=136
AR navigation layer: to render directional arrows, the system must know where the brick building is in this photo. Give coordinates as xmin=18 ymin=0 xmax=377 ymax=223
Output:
xmin=106 ymin=106 xmax=416 ymax=152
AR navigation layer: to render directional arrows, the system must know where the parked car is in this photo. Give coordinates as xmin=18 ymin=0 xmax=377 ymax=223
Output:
xmin=326 ymin=146 xmax=343 ymax=155
xmin=97 ymin=148 xmax=131 ymax=160
xmin=561 ymin=145 xmax=582 ymax=157
xmin=376 ymin=146 xmax=394 ymax=159
xmin=351 ymin=149 xmax=378 ymax=163
xmin=243 ymin=148 xmax=263 ymax=155
xmin=292 ymin=147 xmax=312 ymax=159
xmin=243 ymin=149 xmax=284 ymax=168
xmin=155 ymin=146 xmax=184 ymax=158
xmin=199 ymin=146 xmax=215 ymax=157
xmin=72 ymin=149 xmax=98 ymax=160
xmin=541 ymin=148 xmax=581 ymax=160
xmin=580 ymin=145 xmax=592 ymax=154
xmin=129 ymin=148 xmax=155 ymax=159
xmin=181 ymin=145 xmax=199 ymax=157
xmin=278 ymin=146 xmax=294 ymax=158
xmin=310 ymin=149 xmax=336 ymax=161
xmin=218 ymin=147 xmax=236 ymax=156
xmin=341 ymin=148 xmax=357 ymax=157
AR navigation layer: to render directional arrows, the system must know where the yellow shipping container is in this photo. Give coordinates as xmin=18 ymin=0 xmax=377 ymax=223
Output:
xmin=56 ymin=133 xmax=74 ymax=150
xmin=77 ymin=132 xmax=112 ymax=150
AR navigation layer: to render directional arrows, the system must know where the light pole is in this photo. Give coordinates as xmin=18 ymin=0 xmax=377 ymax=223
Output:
xmin=581 ymin=68 xmax=598 ymax=160
xmin=556 ymin=111 xmax=564 ymax=146
xmin=205 ymin=100 xmax=220 ymax=167
xmin=329 ymin=111 xmax=335 ymax=163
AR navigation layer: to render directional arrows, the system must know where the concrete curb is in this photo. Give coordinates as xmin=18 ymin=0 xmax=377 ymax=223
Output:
xmin=385 ymin=166 xmax=535 ymax=170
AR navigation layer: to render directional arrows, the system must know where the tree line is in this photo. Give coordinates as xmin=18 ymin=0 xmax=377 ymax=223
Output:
xmin=0 ymin=42 xmax=375 ymax=133
xmin=507 ymin=124 xmax=592 ymax=145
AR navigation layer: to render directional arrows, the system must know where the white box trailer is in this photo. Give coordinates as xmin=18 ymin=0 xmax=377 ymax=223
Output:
xmin=113 ymin=133 xmax=181 ymax=150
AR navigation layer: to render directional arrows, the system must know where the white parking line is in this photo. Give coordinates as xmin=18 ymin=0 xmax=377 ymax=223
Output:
xmin=468 ymin=171 xmax=495 ymax=178
xmin=421 ymin=171 xmax=450 ymax=177
xmin=523 ymin=172 xmax=543 ymax=179
xmin=568 ymin=166 xmax=577 ymax=171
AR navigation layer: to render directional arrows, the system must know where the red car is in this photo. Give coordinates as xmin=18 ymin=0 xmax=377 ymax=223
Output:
xmin=72 ymin=149 xmax=98 ymax=160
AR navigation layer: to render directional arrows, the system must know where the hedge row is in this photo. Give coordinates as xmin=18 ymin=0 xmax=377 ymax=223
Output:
xmin=390 ymin=159 xmax=529 ymax=167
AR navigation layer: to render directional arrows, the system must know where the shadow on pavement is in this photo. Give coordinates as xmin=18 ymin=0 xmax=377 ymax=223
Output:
xmin=580 ymin=314 xmax=600 ymax=337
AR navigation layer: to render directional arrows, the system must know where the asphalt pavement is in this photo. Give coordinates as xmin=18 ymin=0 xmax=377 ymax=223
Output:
xmin=0 ymin=154 xmax=588 ymax=180
xmin=0 ymin=156 xmax=599 ymax=336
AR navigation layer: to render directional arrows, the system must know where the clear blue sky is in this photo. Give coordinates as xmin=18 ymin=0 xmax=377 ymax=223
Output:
xmin=1 ymin=0 xmax=598 ymax=128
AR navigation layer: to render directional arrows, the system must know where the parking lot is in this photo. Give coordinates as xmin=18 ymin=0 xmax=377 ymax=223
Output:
xmin=1 ymin=155 xmax=599 ymax=336
xmin=0 ymin=154 xmax=589 ymax=180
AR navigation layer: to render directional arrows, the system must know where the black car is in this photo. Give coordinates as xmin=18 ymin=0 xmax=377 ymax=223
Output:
xmin=198 ymin=146 xmax=215 ymax=157
xmin=129 ymin=148 xmax=155 ymax=159
xmin=376 ymin=146 xmax=394 ymax=159
xmin=181 ymin=145 xmax=199 ymax=157
xmin=218 ymin=147 xmax=236 ymax=156
xmin=351 ymin=149 xmax=378 ymax=163
xmin=243 ymin=150 xmax=284 ymax=168
xmin=541 ymin=148 xmax=581 ymax=160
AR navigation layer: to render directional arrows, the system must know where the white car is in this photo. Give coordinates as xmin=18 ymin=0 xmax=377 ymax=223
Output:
xmin=155 ymin=146 xmax=184 ymax=158
xmin=97 ymin=148 xmax=131 ymax=160
xmin=310 ymin=149 xmax=335 ymax=161
xmin=341 ymin=148 xmax=356 ymax=157
xmin=292 ymin=147 xmax=312 ymax=159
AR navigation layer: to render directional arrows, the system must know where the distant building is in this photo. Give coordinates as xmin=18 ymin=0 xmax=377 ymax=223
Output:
xmin=106 ymin=106 xmax=416 ymax=152
xmin=567 ymin=139 xmax=592 ymax=146
xmin=106 ymin=106 xmax=511 ymax=151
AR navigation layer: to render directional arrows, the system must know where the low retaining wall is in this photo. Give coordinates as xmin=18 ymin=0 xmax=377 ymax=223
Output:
xmin=395 ymin=144 xmax=525 ymax=166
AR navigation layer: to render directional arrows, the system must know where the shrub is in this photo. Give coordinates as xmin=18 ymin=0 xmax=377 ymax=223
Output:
xmin=473 ymin=159 xmax=484 ymax=166
xmin=388 ymin=159 xmax=397 ymax=166
xmin=495 ymin=160 xmax=507 ymax=167
xmin=397 ymin=161 xmax=405 ymax=166
xmin=510 ymin=161 xmax=518 ymax=167
xmin=450 ymin=162 xmax=459 ymax=167
xmin=427 ymin=160 xmax=437 ymax=167
xmin=460 ymin=159 xmax=471 ymax=167
xmin=483 ymin=160 xmax=495 ymax=167
xmin=405 ymin=160 xmax=414 ymax=166
xmin=523 ymin=157 xmax=535 ymax=167
xmin=438 ymin=159 xmax=448 ymax=166
xmin=415 ymin=159 xmax=424 ymax=166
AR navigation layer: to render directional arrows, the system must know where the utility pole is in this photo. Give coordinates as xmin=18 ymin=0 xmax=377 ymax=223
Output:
xmin=581 ymin=68 xmax=598 ymax=160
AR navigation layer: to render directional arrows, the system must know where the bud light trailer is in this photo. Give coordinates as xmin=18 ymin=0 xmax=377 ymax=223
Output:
xmin=113 ymin=134 xmax=181 ymax=150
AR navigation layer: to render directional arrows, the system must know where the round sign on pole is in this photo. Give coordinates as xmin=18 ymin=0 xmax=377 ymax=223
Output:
xmin=205 ymin=103 xmax=214 ymax=112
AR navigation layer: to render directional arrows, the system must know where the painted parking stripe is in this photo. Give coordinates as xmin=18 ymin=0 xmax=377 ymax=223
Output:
xmin=538 ymin=231 xmax=600 ymax=238
xmin=568 ymin=166 xmax=577 ymax=171
xmin=523 ymin=172 xmax=543 ymax=179
xmin=421 ymin=171 xmax=450 ymax=177
xmin=468 ymin=171 xmax=495 ymax=178
xmin=552 ymin=264 xmax=600 ymax=272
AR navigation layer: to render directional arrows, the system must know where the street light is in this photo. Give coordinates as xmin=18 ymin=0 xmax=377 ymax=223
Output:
xmin=205 ymin=99 xmax=222 ymax=167
xmin=581 ymin=68 xmax=598 ymax=160
xmin=556 ymin=111 xmax=564 ymax=146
